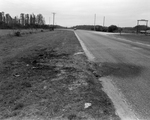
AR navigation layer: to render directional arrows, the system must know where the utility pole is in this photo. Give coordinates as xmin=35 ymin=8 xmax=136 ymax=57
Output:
xmin=52 ymin=12 xmax=56 ymax=30
xmin=103 ymin=16 xmax=105 ymax=27
xmin=49 ymin=17 xmax=51 ymax=30
xmin=49 ymin=17 xmax=50 ymax=25
xmin=94 ymin=14 xmax=96 ymax=31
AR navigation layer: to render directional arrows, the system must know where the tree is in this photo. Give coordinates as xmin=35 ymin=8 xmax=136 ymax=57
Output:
xmin=102 ymin=26 xmax=108 ymax=32
xmin=36 ymin=14 xmax=45 ymax=25
xmin=95 ymin=25 xmax=103 ymax=31
xmin=108 ymin=25 xmax=118 ymax=32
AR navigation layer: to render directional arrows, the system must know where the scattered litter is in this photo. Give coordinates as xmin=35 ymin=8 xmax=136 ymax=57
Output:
xmin=68 ymin=87 xmax=73 ymax=91
xmin=43 ymin=86 xmax=47 ymax=89
xmin=32 ymin=66 xmax=37 ymax=69
xmin=57 ymin=73 xmax=61 ymax=77
xmin=68 ymin=83 xmax=81 ymax=91
xmin=74 ymin=52 xmax=84 ymax=55
xmin=13 ymin=74 xmax=20 ymax=77
xmin=84 ymin=103 xmax=91 ymax=109
xmin=60 ymin=70 xmax=66 ymax=74
xmin=82 ymin=81 xmax=88 ymax=86
xmin=93 ymin=71 xmax=97 ymax=74
xmin=68 ymin=80 xmax=88 ymax=91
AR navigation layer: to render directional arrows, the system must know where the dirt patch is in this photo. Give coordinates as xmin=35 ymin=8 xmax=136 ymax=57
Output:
xmin=92 ymin=62 xmax=144 ymax=78
xmin=0 ymin=30 xmax=120 ymax=120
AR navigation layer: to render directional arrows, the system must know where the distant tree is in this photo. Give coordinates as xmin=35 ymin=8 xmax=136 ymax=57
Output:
xmin=0 ymin=11 xmax=52 ymax=29
xmin=74 ymin=25 xmax=94 ymax=30
xmin=95 ymin=25 xmax=103 ymax=31
xmin=36 ymin=14 xmax=45 ymax=25
xmin=108 ymin=25 xmax=118 ymax=32
xmin=134 ymin=25 xmax=148 ymax=33
xmin=30 ymin=14 xmax=33 ymax=25
xmin=102 ymin=26 xmax=108 ymax=32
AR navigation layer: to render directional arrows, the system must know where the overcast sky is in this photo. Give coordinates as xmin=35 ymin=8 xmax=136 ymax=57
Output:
xmin=0 ymin=0 xmax=150 ymax=27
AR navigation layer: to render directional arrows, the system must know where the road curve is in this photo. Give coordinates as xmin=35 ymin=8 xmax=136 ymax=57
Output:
xmin=75 ymin=30 xmax=150 ymax=120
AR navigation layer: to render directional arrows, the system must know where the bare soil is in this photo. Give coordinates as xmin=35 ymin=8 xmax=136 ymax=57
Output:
xmin=0 ymin=30 xmax=120 ymax=120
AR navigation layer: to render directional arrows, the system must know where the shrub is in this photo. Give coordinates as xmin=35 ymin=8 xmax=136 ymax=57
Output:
xmin=14 ymin=31 xmax=21 ymax=36
xmin=108 ymin=25 xmax=118 ymax=32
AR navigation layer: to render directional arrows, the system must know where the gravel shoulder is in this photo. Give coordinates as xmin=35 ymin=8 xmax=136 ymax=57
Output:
xmin=0 ymin=30 xmax=120 ymax=120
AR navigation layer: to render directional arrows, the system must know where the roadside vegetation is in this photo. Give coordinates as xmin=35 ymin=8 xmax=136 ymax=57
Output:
xmin=110 ymin=33 xmax=150 ymax=45
xmin=0 ymin=11 xmax=66 ymax=32
xmin=0 ymin=29 xmax=51 ymax=37
xmin=72 ymin=25 xmax=150 ymax=33
xmin=0 ymin=30 xmax=120 ymax=120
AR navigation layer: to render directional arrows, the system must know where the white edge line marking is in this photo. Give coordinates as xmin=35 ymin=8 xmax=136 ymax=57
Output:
xmin=74 ymin=32 xmax=95 ymax=61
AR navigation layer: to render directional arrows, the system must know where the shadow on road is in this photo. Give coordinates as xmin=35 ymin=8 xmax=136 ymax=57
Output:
xmin=97 ymin=62 xmax=144 ymax=78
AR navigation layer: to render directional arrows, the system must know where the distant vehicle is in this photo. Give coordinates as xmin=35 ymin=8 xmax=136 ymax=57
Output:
xmin=74 ymin=28 xmax=77 ymax=30
xmin=140 ymin=30 xmax=146 ymax=34
xmin=140 ymin=30 xmax=150 ymax=34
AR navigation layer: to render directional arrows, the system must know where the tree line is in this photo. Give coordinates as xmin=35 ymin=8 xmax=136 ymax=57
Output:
xmin=72 ymin=25 xmax=120 ymax=32
xmin=0 ymin=12 xmax=51 ymax=29
xmin=72 ymin=24 xmax=150 ymax=33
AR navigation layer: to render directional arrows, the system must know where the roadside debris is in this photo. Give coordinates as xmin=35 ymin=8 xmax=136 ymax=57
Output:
xmin=84 ymin=103 xmax=92 ymax=109
xmin=74 ymin=52 xmax=84 ymax=55
xmin=13 ymin=73 xmax=20 ymax=77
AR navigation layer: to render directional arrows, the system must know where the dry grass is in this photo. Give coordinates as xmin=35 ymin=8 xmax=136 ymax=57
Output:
xmin=110 ymin=33 xmax=150 ymax=45
xmin=0 ymin=29 xmax=46 ymax=37
xmin=0 ymin=30 xmax=120 ymax=120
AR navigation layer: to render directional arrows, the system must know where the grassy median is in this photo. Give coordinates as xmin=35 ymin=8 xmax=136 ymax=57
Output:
xmin=109 ymin=33 xmax=150 ymax=45
xmin=0 ymin=30 xmax=120 ymax=120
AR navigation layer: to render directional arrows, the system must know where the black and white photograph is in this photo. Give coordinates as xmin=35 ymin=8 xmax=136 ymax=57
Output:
xmin=0 ymin=0 xmax=150 ymax=120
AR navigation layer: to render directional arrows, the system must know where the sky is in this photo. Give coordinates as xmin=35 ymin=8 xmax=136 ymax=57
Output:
xmin=0 ymin=0 xmax=150 ymax=27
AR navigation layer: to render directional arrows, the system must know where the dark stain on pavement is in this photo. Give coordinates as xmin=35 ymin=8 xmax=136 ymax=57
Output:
xmin=97 ymin=62 xmax=144 ymax=78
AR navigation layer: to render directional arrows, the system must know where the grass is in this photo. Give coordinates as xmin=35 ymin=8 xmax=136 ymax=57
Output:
xmin=0 ymin=30 xmax=120 ymax=120
xmin=110 ymin=33 xmax=150 ymax=45
xmin=0 ymin=29 xmax=46 ymax=36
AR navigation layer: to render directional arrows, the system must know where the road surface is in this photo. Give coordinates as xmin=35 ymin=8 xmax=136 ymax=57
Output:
xmin=75 ymin=30 xmax=150 ymax=120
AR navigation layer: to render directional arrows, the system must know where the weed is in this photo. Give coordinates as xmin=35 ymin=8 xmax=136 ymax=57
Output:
xmin=13 ymin=103 xmax=24 ymax=110
xmin=14 ymin=31 xmax=21 ymax=37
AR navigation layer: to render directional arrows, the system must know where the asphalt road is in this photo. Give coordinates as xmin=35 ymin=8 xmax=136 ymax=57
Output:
xmin=75 ymin=30 xmax=150 ymax=120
